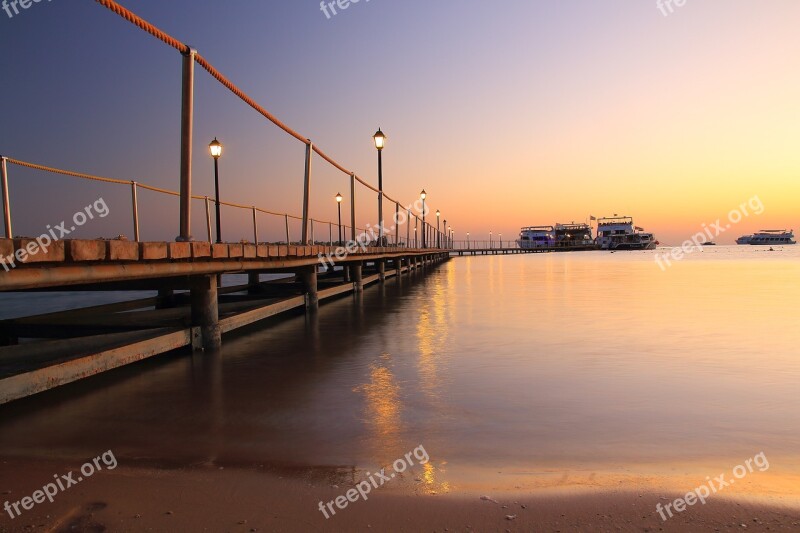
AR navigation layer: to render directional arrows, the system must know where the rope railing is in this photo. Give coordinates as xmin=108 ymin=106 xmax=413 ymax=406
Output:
xmin=1 ymin=156 xmax=449 ymax=248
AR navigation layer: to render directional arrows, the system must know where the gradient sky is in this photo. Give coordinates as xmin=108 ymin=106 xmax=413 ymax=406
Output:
xmin=2 ymin=0 xmax=799 ymax=244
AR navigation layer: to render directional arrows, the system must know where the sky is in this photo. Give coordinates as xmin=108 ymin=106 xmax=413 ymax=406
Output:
xmin=2 ymin=0 xmax=799 ymax=245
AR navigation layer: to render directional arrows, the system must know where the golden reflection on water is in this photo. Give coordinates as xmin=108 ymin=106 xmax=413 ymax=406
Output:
xmin=353 ymin=355 xmax=402 ymax=458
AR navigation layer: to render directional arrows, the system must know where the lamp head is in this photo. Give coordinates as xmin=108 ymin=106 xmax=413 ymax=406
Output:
xmin=336 ymin=192 xmax=343 ymax=203
xmin=209 ymin=138 xmax=222 ymax=159
xmin=373 ymin=128 xmax=386 ymax=151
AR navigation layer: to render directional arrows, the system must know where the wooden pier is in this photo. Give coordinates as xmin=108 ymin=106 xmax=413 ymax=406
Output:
xmin=0 ymin=238 xmax=448 ymax=404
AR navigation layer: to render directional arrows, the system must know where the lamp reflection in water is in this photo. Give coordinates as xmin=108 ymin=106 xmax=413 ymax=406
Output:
xmin=352 ymin=354 xmax=403 ymax=460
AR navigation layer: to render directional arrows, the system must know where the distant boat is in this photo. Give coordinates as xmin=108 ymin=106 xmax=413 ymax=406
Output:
xmin=702 ymin=242 xmax=717 ymax=246
xmin=747 ymin=229 xmax=796 ymax=245
xmin=517 ymin=226 xmax=555 ymax=249
xmin=736 ymin=235 xmax=753 ymax=245
xmin=595 ymin=216 xmax=657 ymax=250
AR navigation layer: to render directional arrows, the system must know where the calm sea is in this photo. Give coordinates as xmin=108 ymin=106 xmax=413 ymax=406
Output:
xmin=1 ymin=246 xmax=799 ymax=496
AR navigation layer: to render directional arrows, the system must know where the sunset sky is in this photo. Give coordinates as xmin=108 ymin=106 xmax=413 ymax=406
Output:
xmin=2 ymin=0 xmax=799 ymax=244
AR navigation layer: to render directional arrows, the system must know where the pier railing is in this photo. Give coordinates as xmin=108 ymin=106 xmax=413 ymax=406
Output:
xmin=0 ymin=0 xmax=454 ymax=250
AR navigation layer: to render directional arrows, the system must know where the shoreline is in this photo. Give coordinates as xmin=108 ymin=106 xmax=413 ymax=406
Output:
xmin=2 ymin=457 xmax=800 ymax=532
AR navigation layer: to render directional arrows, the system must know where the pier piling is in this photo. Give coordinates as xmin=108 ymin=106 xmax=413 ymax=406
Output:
xmin=190 ymin=275 xmax=221 ymax=351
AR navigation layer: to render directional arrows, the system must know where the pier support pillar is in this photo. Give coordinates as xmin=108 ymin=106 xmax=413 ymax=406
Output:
xmin=343 ymin=265 xmax=351 ymax=282
xmin=299 ymin=267 xmax=319 ymax=310
xmin=378 ymin=260 xmax=386 ymax=282
xmin=352 ymin=263 xmax=363 ymax=292
xmin=191 ymin=275 xmax=221 ymax=352
xmin=156 ymin=289 xmax=176 ymax=309
xmin=248 ymin=272 xmax=261 ymax=295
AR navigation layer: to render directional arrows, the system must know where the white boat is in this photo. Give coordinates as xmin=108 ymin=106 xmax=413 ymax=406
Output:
xmin=517 ymin=226 xmax=555 ymax=249
xmin=747 ymin=229 xmax=795 ymax=245
xmin=595 ymin=216 xmax=657 ymax=250
xmin=554 ymin=222 xmax=594 ymax=248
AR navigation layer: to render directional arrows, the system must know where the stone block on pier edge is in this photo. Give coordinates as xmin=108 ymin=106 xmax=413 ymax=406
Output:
xmin=257 ymin=244 xmax=269 ymax=258
xmin=168 ymin=242 xmax=191 ymax=260
xmin=243 ymin=244 xmax=257 ymax=259
xmin=191 ymin=242 xmax=211 ymax=259
xmin=211 ymin=244 xmax=229 ymax=259
xmin=66 ymin=240 xmax=107 ymax=262
xmin=10 ymin=238 xmax=66 ymax=263
xmin=140 ymin=242 xmax=168 ymax=260
xmin=108 ymin=240 xmax=139 ymax=261
xmin=228 ymin=244 xmax=244 ymax=258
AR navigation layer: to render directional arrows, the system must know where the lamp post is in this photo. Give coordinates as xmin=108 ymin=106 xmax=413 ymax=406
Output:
xmin=373 ymin=128 xmax=386 ymax=246
xmin=336 ymin=192 xmax=343 ymax=244
xmin=436 ymin=210 xmax=441 ymax=248
xmin=467 ymin=231 xmax=470 ymax=248
xmin=447 ymin=225 xmax=451 ymax=249
xmin=420 ymin=189 xmax=427 ymax=248
xmin=499 ymin=233 xmax=502 ymax=248
xmin=490 ymin=231 xmax=493 ymax=249
xmin=209 ymin=138 xmax=223 ymax=243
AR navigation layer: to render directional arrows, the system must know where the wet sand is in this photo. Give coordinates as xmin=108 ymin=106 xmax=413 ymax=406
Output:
xmin=2 ymin=458 xmax=800 ymax=532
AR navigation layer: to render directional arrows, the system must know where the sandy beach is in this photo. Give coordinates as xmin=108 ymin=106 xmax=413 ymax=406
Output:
xmin=2 ymin=457 xmax=800 ymax=532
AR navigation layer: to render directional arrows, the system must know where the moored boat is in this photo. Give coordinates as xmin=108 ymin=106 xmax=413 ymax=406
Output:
xmin=595 ymin=216 xmax=656 ymax=250
xmin=747 ymin=230 xmax=795 ymax=245
xmin=517 ymin=226 xmax=555 ymax=249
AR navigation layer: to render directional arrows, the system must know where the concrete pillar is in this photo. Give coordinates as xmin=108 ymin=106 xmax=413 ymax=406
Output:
xmin=191 ymin=275 xmax=221 ymax=351
xmin=248 ymin=272 xmax=260 ymax=295
xmin=156 ymin=289 xmax=176 ymax=309
xmin=299 ymin=266 xmax=319 ymax=310
xmin=352 ymin=263 xmax=363 ymax=292
xmin=378 ymin=260 xmax=386 ymax=282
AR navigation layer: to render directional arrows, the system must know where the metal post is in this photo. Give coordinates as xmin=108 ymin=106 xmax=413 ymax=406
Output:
xmin=252 ymin=207 xmax=258 ymax=244
xmin=1 ymin=156 xmax=12 ymax=238
xmin=350 ymin=173 xmax=356 ymax=242
xmin=301 ymin=141 xmax=313 ymax=245
xmin=131 ymin=181 xmax=140 ymax=242
xmin=415 ymin=216 xmax=418 ymax=248
xmin=311 ymin=219 xmax=314 ymax=244
xmin=329 ymin=222 xmax=333 ymax=246
xmin=407 ymin=209 xmax=410 ymax=247
xmin=205 ymin=197 xmax=212 ymax=243
xmin=214 ymin=157 xmax=222 ymax=243
xmin=377 ymin=149 xmax=383 ymax=246
xmin=177 ymin=48 xmax=197 ymax=242
xmin=285 ymin=214 xmax=290 ymax=244
xmin=337 ymin=200 xmax=342 ymax=244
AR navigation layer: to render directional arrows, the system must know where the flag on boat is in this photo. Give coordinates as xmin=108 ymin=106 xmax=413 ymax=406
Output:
xmin=635 ymin=226 xmax=644 ymax=231
xmin=589 ymin=215 xmax=597 ymax=221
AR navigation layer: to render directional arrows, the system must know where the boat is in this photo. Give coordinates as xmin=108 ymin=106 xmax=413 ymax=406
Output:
xmin=517 ymin=226 xmax=555 ymax=249
xmin=702 ymin=242 xmax=717 ymax=246
xmin=554 ymin=222 xmax=594 ymax=248
xmin=736 ymin=235 xmax=753 ymax=245
xmin=747 ymin=229 xmax=795 ymax=245
xmin=595 ymin=216 xmax=657 ymax=250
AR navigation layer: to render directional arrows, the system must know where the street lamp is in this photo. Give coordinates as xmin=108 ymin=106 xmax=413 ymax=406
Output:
xmin=448 ymin=225 xmax=451 ymax=249
xmin=467 ymin=231 xmax=470 ymax=248
xmin=209 ymin=138 xmax=223 ymax=243
xmin=373 ymin=128 xmax=386 ymax=246
xmin=499 ymin=233 xmax=502 ymax=248
xmin=436 ymin=210 xmax=441 ymax=248
xmin=490 ymin=231 xmax=493 ymax=249
xmin=335 ymin=192 xmax=343 ymax=244
xmin=420 ymin=189 xmax=427 ymax=248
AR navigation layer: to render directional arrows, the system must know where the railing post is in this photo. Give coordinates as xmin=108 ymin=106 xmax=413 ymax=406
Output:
xmin=350 ymin=173 xmax=356 ymax=242
xmin=252 ymin=207 xmax=258 ymax=244
xmin=395 ymin=203 xmax=399 ymax=245
xmin=1 ymin=156 xmax=12 ymax=239
xmin=205 ymin=196 xmax=212 ymax=243
xmin=311 ymin=219 xmax=314 ymax=244
xmin=301 ymin=141 xmax=313 ymax=245
xmin=329 ymin=222 xmax=333 ymax=246
xmin=177 ymin=48 xmax=197 ymax=242
xmin=285 ymin=214 xmax=290 ymax=244
xmin=131 ymin=181 xmax=140 ymax=242
xmin=406 ymin=209 xmax=410 ymax=246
